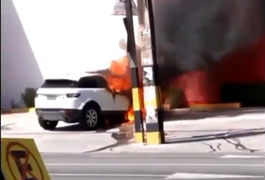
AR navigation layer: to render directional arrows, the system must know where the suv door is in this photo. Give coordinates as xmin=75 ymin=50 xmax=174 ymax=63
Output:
xmin=78 ymin=76 xmax=130 ymax=111
xmin=78 ymin=76 xmax=116 ymax=111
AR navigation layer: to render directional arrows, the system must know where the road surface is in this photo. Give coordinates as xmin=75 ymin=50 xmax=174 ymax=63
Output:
xmin=42 ymin=152 xmax=264 ymax=180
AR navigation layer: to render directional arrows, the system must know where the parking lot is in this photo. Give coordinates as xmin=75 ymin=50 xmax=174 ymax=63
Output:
xmin=1 ymin=108 xmax=264 ymax=153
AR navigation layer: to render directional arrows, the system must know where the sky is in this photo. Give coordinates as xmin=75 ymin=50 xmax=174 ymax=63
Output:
xmin=11 ymin=0 xmax=138 ymax=77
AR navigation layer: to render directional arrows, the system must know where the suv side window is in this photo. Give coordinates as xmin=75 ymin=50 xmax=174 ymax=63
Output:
xmin=78 ymin=76 xmax=108 ymax=88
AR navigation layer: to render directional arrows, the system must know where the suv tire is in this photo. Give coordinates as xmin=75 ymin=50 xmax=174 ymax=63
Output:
xmin=79 ymin=105 xmax=102 ymax=130
xmin=38 ymin=118 xmax=58 ymax=130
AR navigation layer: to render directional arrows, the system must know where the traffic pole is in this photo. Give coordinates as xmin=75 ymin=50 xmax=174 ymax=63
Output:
xmin=1 ymin=170 xmax=5 ymax=180
xmin=123 ymin=0 xmax=145 ymax=143
xmin=136 ymin=0 xmax=165 ymax=144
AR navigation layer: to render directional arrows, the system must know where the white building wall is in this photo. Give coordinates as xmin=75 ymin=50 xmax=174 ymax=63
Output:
xmin=1 ymin=0 xmax=139 ymax=109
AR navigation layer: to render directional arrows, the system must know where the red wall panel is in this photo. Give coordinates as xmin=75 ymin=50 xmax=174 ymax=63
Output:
xmin=214 ymin=36 xmax=265 ymax=84
xmin=173 ymin=36 xmax=264 ymax=106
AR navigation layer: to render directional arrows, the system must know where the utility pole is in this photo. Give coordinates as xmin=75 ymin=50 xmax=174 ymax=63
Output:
xmin=123 ymin=0 xmax=145 ymax=143
xmin=136 ymin=0 xmax=165 ymax=144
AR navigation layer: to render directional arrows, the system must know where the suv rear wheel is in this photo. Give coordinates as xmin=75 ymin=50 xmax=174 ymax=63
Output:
xmin=79 ymin=105 xmax=102 ymax=130
xmin=38 ymin=118 xmax=58 ymax=130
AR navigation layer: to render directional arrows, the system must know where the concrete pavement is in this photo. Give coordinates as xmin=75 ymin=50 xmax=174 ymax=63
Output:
xmin=1 ymin=113 xmax=120 ymax=153
xmin=102 ymin=132 xmax=265 ymax=153
xmin=1 ymin=108 xmax=265 ymax=153
xmin=42 ymin=152 xmax=264 ymax=180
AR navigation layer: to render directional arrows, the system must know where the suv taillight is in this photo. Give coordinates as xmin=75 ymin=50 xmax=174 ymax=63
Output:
xmin=66 ymin=93 xmax=80 ymax=98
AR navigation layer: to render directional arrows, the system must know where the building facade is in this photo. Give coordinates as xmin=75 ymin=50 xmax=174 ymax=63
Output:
xmin=1 ymin=0 xmax=138 ymax=109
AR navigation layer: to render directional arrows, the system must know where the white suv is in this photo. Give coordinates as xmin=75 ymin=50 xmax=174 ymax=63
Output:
xmin=34 ymin=73 xmax=130 ymax=130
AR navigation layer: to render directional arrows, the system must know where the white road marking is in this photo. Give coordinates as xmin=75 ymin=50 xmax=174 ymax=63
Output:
xmin=45 ymin=163 xmax=263 ymax=167
xmin=165 ymin=173 xmax=263 ymax=179
xmin=220 ymin=155 xmax=264 ymax=159
xmin=89 ymin=155 xmax=221 ymax=158
xmin=50 ymin=173 xmax=166 ymax=178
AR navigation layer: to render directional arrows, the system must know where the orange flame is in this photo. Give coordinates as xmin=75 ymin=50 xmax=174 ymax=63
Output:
xmin=125 ymin=105 xmax=134 ymax=123
xmin=103 ymin=55 xmax=135 ymax=123
xmin=107 ymin=56 xmax=131 ymax=92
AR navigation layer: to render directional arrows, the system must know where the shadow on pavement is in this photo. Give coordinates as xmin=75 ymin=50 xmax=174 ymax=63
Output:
xmin=166 ymin=128 xmax=265 ymax=153
xmin=83 ymin=131 xmax=134 ymax=153
xmin=54 ymin=119 xmax=126 ymax=133
xmin=1 ymin=123 xmax=15 ymax=131
xmin=166 ymin=128 xmax=265 ymax=144
xmin=53 ymin=120 xmax=134 ymax=153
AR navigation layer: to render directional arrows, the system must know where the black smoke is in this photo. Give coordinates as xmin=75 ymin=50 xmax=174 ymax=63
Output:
xmin=152 ymin=0 xmax=265 ymax=81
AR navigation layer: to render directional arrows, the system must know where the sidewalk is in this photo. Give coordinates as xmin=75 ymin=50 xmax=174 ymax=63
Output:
xmin=1 ymin=113 xmax=128 ymax=153
xmin=109 ymin=108 xmax=265 ymax=142
xmin=1 ymin=109 xmax=265 ymax=153
xmin=106 ymin=133 xmax=265 ymax=153
xmin=106 ymin=110 xmax=265 ymax=153
xmin=164 ymin=112 xmax=265 ymax=142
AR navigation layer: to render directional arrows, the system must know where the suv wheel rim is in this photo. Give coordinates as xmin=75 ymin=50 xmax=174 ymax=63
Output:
xmin=86 ymin=109 xmax=98 ymax=127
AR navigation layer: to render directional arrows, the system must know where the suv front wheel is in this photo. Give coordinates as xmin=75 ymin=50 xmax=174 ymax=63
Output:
xmin=38 ymin=118 xmax=58 ymax=130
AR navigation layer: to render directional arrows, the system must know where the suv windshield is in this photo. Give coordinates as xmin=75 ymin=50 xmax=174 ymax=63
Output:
xmin=41 ymin=79 xmax=78 ymax=88
xmin=41 ymin=76 xmax=108 ymax=88
xmin=78 ymin=76 xmax=108 ymax=88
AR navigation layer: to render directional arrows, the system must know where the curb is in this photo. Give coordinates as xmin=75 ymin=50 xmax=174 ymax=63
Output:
xmin=1 ymin=108 xmax=35 ymax=115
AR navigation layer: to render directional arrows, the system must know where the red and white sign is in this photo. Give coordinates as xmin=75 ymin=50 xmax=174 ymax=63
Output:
xmin=112 ymin=0 xmax=137 ymax=16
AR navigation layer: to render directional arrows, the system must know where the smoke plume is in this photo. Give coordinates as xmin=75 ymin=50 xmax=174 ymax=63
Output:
xmin=152 ymin=0 xmax=265 ymax=81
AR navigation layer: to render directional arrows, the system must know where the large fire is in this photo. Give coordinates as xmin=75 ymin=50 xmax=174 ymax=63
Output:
xmin=106 ymin=56 xmax=131 ymax=93
xmin=108 ymin=56 xmax=135 ymax=123
xmin=100 ymin=55 xmax=136 ymax=123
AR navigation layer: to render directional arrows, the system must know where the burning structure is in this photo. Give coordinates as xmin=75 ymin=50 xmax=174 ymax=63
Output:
xmin=152 ymin=0 xmax=265 ymax=108
xmin=93 ymin=0 xmax=264 ymax=122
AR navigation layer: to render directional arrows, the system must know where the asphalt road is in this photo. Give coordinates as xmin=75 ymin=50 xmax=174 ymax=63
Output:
xmin=41 ymin=152 xmax=264 ymax=180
